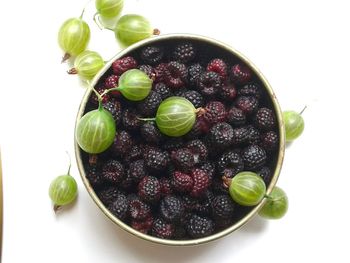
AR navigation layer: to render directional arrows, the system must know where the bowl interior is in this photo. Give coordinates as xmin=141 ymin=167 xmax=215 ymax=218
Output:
xmin=75 ymin=34 xmax=285 ymax=246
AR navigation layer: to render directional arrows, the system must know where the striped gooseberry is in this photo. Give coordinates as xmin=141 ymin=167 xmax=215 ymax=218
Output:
xmin=95 ymin=0 xmax=124 ymax=18
xmin=283 ymin=107 xmax=305 ymax=142
xmin=259 ymin=186 xmax=288 ymax=219
xmin=68 ymin=50 xmax=105 ymax=80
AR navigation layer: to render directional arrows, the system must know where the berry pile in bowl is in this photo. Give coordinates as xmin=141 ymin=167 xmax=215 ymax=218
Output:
xmin=75 ymin=34 xmax=285 ymax=245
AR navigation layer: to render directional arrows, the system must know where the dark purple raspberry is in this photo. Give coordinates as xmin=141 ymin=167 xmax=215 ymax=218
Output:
xmin=138 ymin=64 xmax=156 ymax=79
xmin=236 ymin=96 xmax=259 ymax=115
xmin=131 ymin=216 xmax=153 ymax=234
xmin=207 ymin=58 xmax=228 ymax=80
xmin=185 ymin=116 xmax=210 ymax=139
xmin=219 ymin=82 xmax=237 ymax=101
xmin=112 ymin=56 xmax=138 ymax=75
xmin=98 ymin=186 xmax=122 ymax=206
xmin=164 ymin=61 xmax=188 ymax=88
xmin=199 ymin=162 xmax=215 ymax=181
xmin=103 ymin=99 xmax=122 ymax=124
xmin=260 ymin=131 xmax=278 ymax=152
xmin=140 ymin=122 xmax=164 ymax=145
xmin=171 ymin=148 xmax=196 ymax=171
xmin=212 ymin=195 xmax=235 ymax=219
xmin=152 ymin=82 xmax=172 ymax=100
xmin=242 ymin=145 xmax=267 ymax=169
xmin=137 ymin=91 xmax=162 ymax=116
xmin=144 ymin=147 xmax=169 ymax=172
xmin=90 ymin=86 xmax=109 ymax=105
xmin=197 ymin=71 xmax=222 ymax=97
xmin=227 ymin=106 xmax=246 ymax=127
xmin=232 ymin=126 xmax=249 ymax=145
xmin=104 ymin=74 xmax=119 ymax=89
xmin=86 ymin=165 xmax=102 ymax=188
xmin=188 ymin=63 xmax=204 ymax=86
xmin=230 ymin=64 xmax=252 ymax=84
xmin=129 ymin=160 xmax=148 ymax=183
xmin=173 ymin=43 xmax=196 ymax=63
xmin=207 ymin=122 xmax=234 ymax=150
xmin=203 ymin=101 xmax=227 ymax=125
xmin=141 ymin=46 xmax=164 ymax=65
xmin=129 ymin=197 xmax=151 ymax=220
xmin=186 ymin=139 xmax=208 ymax=163
xmin=172 ymin=171 xmax=193 ymax=192
xmin=217 ymin=150 xmax=244 ymax=178
xmin=162 ymin=137 xmax=184 ymax=151
xmin=122 ymin=109 xmax=141 ymax=131
xmin=111 ymin=130 xmax=133 ymax=157
xmin=246 ymin=125 xmax=261 ymax=144
xmin=101 ymin=160 xmax=125 ymax=184
xmin=159 ymin=177 xmax=173 ymax=197
xmin=124 ymin=145 xmax=144 ymax=163
xmin=184 ymin=90 xmax=204 ymax=108
xmin=108 ymin=194 xmax=129 ymax=220
xmin=190 ymin=168 xmax=210 ymax=197
xmin=154 ymin=63 xmax=168 ymax=83
xmin=239 ymin=83 xmax=261 ymax=99
xmin=160 ymin=196 xmax=185 ymax=223
xmin=254 ymin=107 xmax=276 ymax=131
xmin=138 ymin=176 xmax=161 ymax=203
xmin=186 ymin=214 xmax=214 ymax=238
xmin=257 ymin=166 xmax=272 ymax=183
xmin=152 ymin=218 xmax=175 ymax=239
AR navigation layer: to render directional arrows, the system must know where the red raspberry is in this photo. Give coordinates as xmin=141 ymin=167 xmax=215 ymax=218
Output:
xmin=207 ymin=58 xmax=228 ymax=80
xmin=154 ymin=63 xmax=168 ymax=83
xmin=231 ymin=64 xmax=252 ymax=84
xmin=131 ymin=216 xmax=153 ymax=234
xmin=164 ymin=61 xmax=188 ymax=88
xmin=104 ymin=75 xmax=119 ymax=89
xmin=112 ymin=56 xmax=138 ymax=75
xmin=172 ymin=171 xmax=193 ymax=192
xmin=219 ymin=82 xmax=237 ymax=101
xmin=203 ymin=101 xmax=227 ymax=125
xmin=190 ymin=168 xmax=210 ymax=197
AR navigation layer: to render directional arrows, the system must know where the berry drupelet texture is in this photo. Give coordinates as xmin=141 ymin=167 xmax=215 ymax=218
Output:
xmin=217 ymin=150 xmax=244 ymax=178
xmin=128 ymin=160 xmax=148 ymax=183
xmin=260 ymin=131 xmax=279 ymax=152
xmin=207 ymin=58 xmax=228 ymax=80
xmin=138 ymin=176 xmax=161 ymax=203
xmin=212 ymin=195 xmax=235 ymax=219
xmin=203 ymin=101 xmax=227 ymax=125
xmin=137 ymin=91 xmax=162 ymax=116
xmin=164 ymin=61 xmax=188 ymax=88
xmin=144 ymin=147 xmax=170 ymax=172
xmin=111 ymin=130 xmax=133 ymax=157
xmin=153 ymin=82 xmax=173 ymax=100
xmin=112 ymin=56 xmax=138 ymax=75
xmin=242 ymin=145 xmax=267 ymax=169
xmin=172 ymin=171 xmax=193 ymax=192
xmin=101 ymin=160 xmax=125 ymax=184
xmin=186 ymin=214 xmax=214 ymax=238
xmin=160 ymin=195 xmax=185 ymax=223
xmin=197 ymin=71 xmax=222 ymax=97
xmin=236 ymin=96 xmax=259 ymax=115
xmin=140 ymin=122 xmax=164 ymax=145
xmin=173 ymin=43 xmax=196 ymax=63
xmin=108 ymin=194 xmax=129 ymax=220
xmin=122 ymin=109 xmax=141 ymax=131
xmin=207 ymin=122 xmax=234 ymax=150
xmin=152 ymin=218 xmax=175 ymax=239
xmin=171 ymin=148 xmax=196 ymax=171
xmin=230 ymin=64 xmax=252 ymax=84
xmin=190 ymin=168 xmax=210 ymax=197
xmin=254 ymin=107 xmax=276 ymax=131
xmin=188 ymin=63 xmax=204 ymax=86
xmin=184 ymin=90 xmax=204 ymax=108
xmin=98 ymin=186 xmax=123 ymax=206
xmin=141 ymin=46 xmax=164 ymax=65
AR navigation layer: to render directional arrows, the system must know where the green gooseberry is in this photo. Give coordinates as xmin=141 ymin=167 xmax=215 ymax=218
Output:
xmin=68 ymin=50 xmax=105 ymax=80
xmin=259 ymin=186 xmax=288 ymax=219
xmin=283 ymin=110 xmax=305 ymax=142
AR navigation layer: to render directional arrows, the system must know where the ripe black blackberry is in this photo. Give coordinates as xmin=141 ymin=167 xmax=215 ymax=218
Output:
xmin=207 ymin=58 xmax=228 ymax=80
xmin=124 ymin=145 xmax=143 ymax=163
xmin=154 ymin=63 xmax=168 ymax=83
xmin=186 ymin=214 xmax=214 ymax=238
xmin=108 ymin=194 xmax=129 ymax=220
xmin=138 ymin=176 xmax=161 ymax=203
xmin=184 ymin=90 xmax=204 ymax=108
xmin=242 ymin=145 xmax=267 ymax=169
xmin=111 ymin=130 xmax=133 ymax=157
xmin=217 ymin=150 xmax=244 ymax=178
xmin=164 ymin=61 xmax=188 ymax=88
xmin=199 ymin=161 xmax=215 ymax=181
xmin=86 ymin=165 xmax=103 ymax=188
xmin=206 ymin=122 xmax=234 ymax=150
xmin=188 ymin=63 xmax=204 ymax=86
xmin=186 ymin=139 xmax=208 ymax=163
xmin=144 ymin=147 xmax=170 ymax=172
xmin=137 ymin=91 xmax=162 ymax=116
xmin=120 ymin=171 xmax=134 ymax=191
xmin=101 ymin=159 xmax=125 ymax=184
xmin=232 ymin=126 xmax=249 ymax=145
xmin=152 ymin=218 xmax=175 ymax=239
xmin=212 ymin=195 xmax=235 ymax=219
xmin=171 ymin=148 xmax=196 ymax=171
xmin=246 ymin=125 xmax=261 ymax=144
xmin=236 ymin=96 xmax=259 ymax=115
xmin=219 ymin=82 xmax=237 ymax=101
xmin=173 ymin=43 xmax=196 ymax=63
xmin=227 ymin=106 xmax=246 ymax=127
xmin=172 ymin=171 xmax=193 ymax=192
xmin=239 ymin=83 xmax=261 ymax=99
xmin=153 ymin=82 xmax=173 ymax=100
xmin=129 ymin=160 xmax=148 ymax=183
xmin=103 ymin=99 xmax=122 ymax=125
xmin=257 ymin=166 xmax=272 ymax=183
xmin=140 ymin=122 xmax=164 ymax=145
xmin=122 ymin=109 xmax=141 ymax=131
xmin=260 ymin=131 xmax=278 ymax=152
xmin=98 ymin=186 xmax=123 ymax=206
xmin=160 ymin=195 xmax=185 ymax=223
xmin=197 ymin=71 xmax=222 ymax=97
xmin=254 ymin=107 xmax=276 ymax=131
xmin=128 ymin=197 xmax=151 ymax=220
xmin=138 ymin=64 xmax=156 ymax=79
xmin=203 ymin=101 xmax=227 ymax=125
xmin=162 ymin=137 xmax=184 ymax=151
xmin=140 ymin=46 xmax=164 ymax=65
xmin=173 ymin=88 xmax=189 ymax=97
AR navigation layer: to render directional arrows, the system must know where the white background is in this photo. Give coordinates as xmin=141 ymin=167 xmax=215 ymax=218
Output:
xmin=1 ymin=0 xmax=350 ymax=262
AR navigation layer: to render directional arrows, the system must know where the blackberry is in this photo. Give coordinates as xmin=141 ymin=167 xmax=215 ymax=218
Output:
xmin=257 ymin=166 xmax=272 ymax=183
xmin=219 ymin=82 xmax=237 ymax=101
xmin=207 ymin=58 xmax=228 ymax=80
xmin=140 ymin=122 xmax=164 ymax=145
xmin=162 ymin=137 xmax=184 ymax=151
xmin=131 ymin=216 xmax=153 ymax=234
xmin=111 ymin=130 xmax=133 ymax=157
xmin=236 ymin=96 xmax=259 ymax=115
xmin=101 ymin=160 xmax=125 ymax=184
xmin=199 ymin=161 xmax=215 ymax=181
xmin=197 ymin=71 xmax=222 ymax=97
xmin=124 ymin=145 xmax=143 ymax=163
xmin=153 ymin=82 xmax=172 ymax=100
xmin=104 ymin=74 xmax=119 ymax=89
xmin=86 ymin=165 xmax=103 ymax=188
xmin=140 ymin=46 xmax=164 ymax=65
xmin=129 ymin=160 xmax=148 ymax=183
xmin=160 ymin=195 xmax=185 ymax=223
xmin=122 ymin=109 xmax=141 ymax=131
xmin=154 ymin=63 xmax=168 ymax=83
xmin=207 ymin=122 xmax=234 ymax=150
xmin=186 ymin=139 xmax=208 ymax=163
xmin=120 ymin=171 xmax=134 ymax=191
xmin=103 ymin=99 xmax=122 ymax=124
xmin=112 ymin=56 xmax=138 ymax=75
xmin=190 ymin=168 xmax=210 ymax=197
xmin=172 ymin=171 xmax=193 ymax=192
xmin=242 ymin=145 xmax=267 ymax=169
xmin=144 ymin=147 xmax=169 ymax=172
xmin=186 ymin=214 xmax=214 ymax=238
xmin=171 ymin=148 xmax=195 ymax=171
xmin=107 ymin=194 xmax=129 ymax=220
xmin=260 ymin=131 xmax=278 ymax=152
xmin=173 ymin=43 xmax=196 ymax=63
xmin=239 ymin=83 xmax=261 ymax=99
xmin=98 ymin=186 xmax=122 ymax=206
xmin=227 ymin=106 xmax=246 ymax=127
xmin=188 ymin=63 xmax=204 ymax=86
xmin=90 ymin=86 xmax=109 ymax=105
xmin=230 ymin=64 xmax=252 ymax=85
xmin=138 ymin=64 xmax=156 ymax=79
xmin=232 ymin=126 xmax=249 ymax=145
xmin=182 ymin=195 xmax=198 ymax=212
xmin=152 ymin=218 xmax=175 ymax=239
xmin=185 ymin=116 xmax=210 ymax=139
xmin=138 ymin=176 xmax=161 ymax=203
xmin=203 ymin=101 xmax=227 ymax=125
xmin=246 ymin=125 xmax=261 ymax=144
xmin=164 ymin=61 xmax=188 ymax=88
xmin=212 ymin=178 xmax=229 ymax=195
xmin=129 ymin=197 xmax=151 ymax=220
xmin=173 ymin=88 xmax=188 ymax=97
xmin=254 ymin=107 xmax=276 ymax=131
xmin=217 ymin=150 xmax=244 ymax=178
xmin=159 ymin=177 xmax=173 ymax=197
xmin=184 ymin=90 xmax=204 ymax=108
xmin=137 ymin=91 xmax=162 ymax=116
xmin=212 ymin=195 xmax=235 ymax=219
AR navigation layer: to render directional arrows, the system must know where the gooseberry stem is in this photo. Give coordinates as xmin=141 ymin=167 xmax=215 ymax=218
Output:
xmin=300 ymin=105 xmax=307 ymax=115
xmin=80 ymin=0 xmax=92 ymax=19
xmin=66 ymin=151 xmax=72 ymax=175
xmin=138 ymin=117 xmax=156 ymax=122
xmin=93 ymin=13 xmax=104 ymax=30
xmin=54 ymin=204 xmax=61 ymax=213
